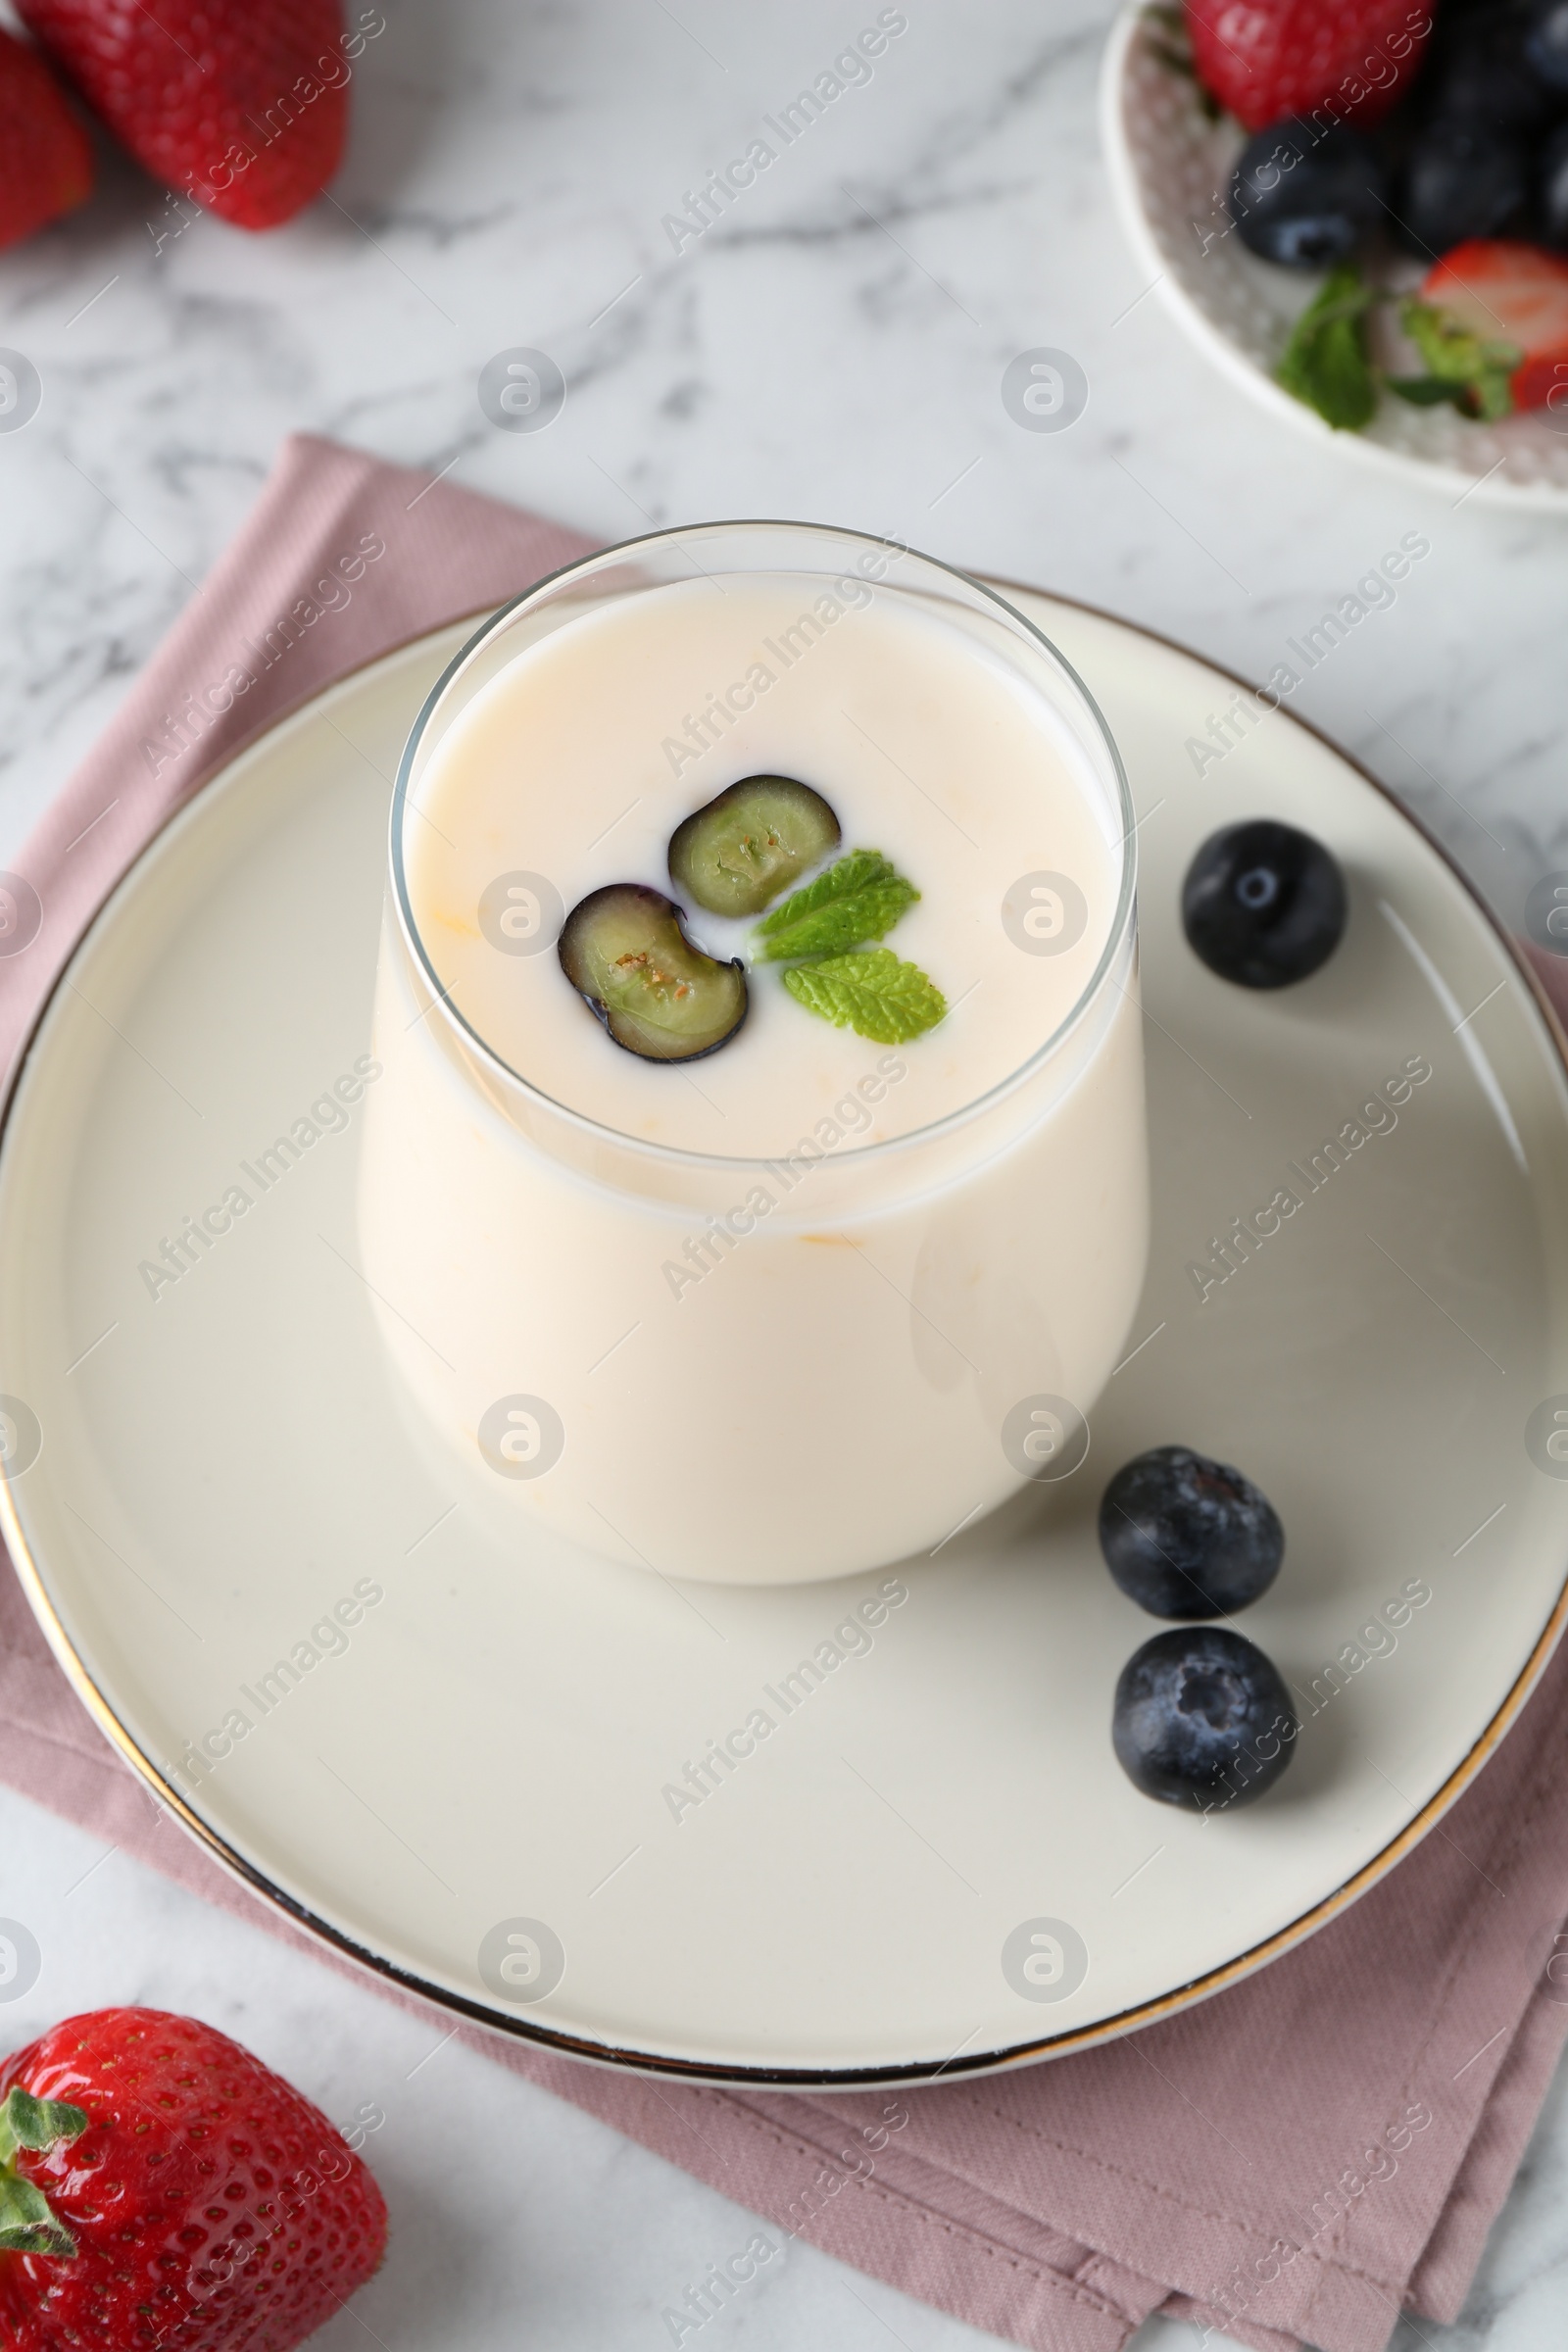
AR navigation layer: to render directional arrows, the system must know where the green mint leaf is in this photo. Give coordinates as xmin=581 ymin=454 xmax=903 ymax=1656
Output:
xmin=782 ymin=950 xmax=946 ymax=1044
xmin=754 ymin=849 xmax=918 ymax=961
xmin=1398 ymin=298 xmax=1518 ymax=421
xmin=0 ymin=2173 xmax=78 ymax=2258
xmin=0 ymin=2088 xmax=89 ymax=2169
xmin=1276 ymin=266 xmax=1377 ymax=431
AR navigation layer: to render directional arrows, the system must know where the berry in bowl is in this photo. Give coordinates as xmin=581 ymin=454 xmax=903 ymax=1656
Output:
xmin=1102 ymin=0 xmax=1568 ymax=500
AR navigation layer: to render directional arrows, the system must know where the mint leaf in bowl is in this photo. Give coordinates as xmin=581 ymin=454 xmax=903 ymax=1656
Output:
xmin=1275 ymin=264 xmax=1377 ymax=430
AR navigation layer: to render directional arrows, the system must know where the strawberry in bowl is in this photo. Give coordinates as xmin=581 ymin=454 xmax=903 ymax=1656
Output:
xmin=1146 ymin=0 xmax=1568 ymax=441
xmin=1185 ymin=0 xmax=1432 ymax=131
xmin=1417 ymin=236 xmax=1568 ymax=416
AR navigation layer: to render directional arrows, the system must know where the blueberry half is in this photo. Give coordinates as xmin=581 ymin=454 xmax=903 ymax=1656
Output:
xmin=669 ymin=776 xmax=840 ymax=918
xmin=1112 ymin=1628 xmax=1298 ymax=1811
xmin=558 ymin=883 xmax=746 ymax=1061
xmin=1099 ymin=1446 xmax=1284 ymax=1619
xmin=1182 ymin=819 xmax=1347 ymax=990
xmin=1228 ymin=118 xmax=1384 ymax=270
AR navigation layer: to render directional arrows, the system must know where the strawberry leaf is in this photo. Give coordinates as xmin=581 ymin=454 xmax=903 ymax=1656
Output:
xmin=1398 ymin=298 xmax=1518 ymax=421
xmin=1276 ymin=265 xmax=1377 ymax=431
xmin=0 ymin=2089 xmax=88 ymax=2258
xmin=754 ymin=849 xmax=918 ymax=961
xmin=782 ymin=950 xmax=946 ymax=1043
xmin=0 ymin=2173 xmax=77 ymax=2258
xmin=0 ymin=2087 xmax=88 ymax=2169
xmin=1386 ymin=374 xmax=1475 ymax=410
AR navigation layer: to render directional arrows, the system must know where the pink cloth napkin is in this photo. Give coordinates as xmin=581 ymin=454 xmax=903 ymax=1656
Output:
xmin=3 ymin=433 xmax=1568 ymax=2352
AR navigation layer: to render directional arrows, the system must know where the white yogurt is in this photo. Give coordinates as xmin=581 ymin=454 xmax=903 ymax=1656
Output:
xmin=359 ymin=554 xmax=1149 ymax=1584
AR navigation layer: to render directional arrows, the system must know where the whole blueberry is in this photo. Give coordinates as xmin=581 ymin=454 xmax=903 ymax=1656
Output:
xmin=1099 ymin=1446 xmax=1284 ymax=1619
xmin=1394 ymin=118 xmax=1531 ymax=257
xmin=1112 ymin=1628 xmax=1298 ymax=1811
xmin=1182 ymin=819 xmax=1347 ymax=990
xmin=1526 ymin=0 xmax=1568 ymax=91
xmin=1432 ymin=7 xmax=1558 ymax=130
xmin=1540 ymin=117 xmax=1568 ymax=246
xmin=1228 ymin=118 xmax=1385 ymax=270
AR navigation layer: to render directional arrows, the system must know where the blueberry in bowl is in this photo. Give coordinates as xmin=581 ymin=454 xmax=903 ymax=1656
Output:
xmin=1099 ymin=1446 xmax=1284 ymax=1619
xmin=1113 ymin=1628 xmax=1298 ymax=1811
xmin=1394 ymin=120 xmax=1532 ymax=257
xmin=1228 ymin=118 xmax=1386 ymax=270
xmin=1526 ymin=0 xmax=1568 ymax=92
xmin=1431 ymin=3 xmax=1560 ymax=132
xmin=1540 ymin=118 xmax=1568 ymax=247
xmin=1182 ymin=819 xmax=1347 ymax=990
xmin=1389 ymin=3 xmax=1556 ymax=256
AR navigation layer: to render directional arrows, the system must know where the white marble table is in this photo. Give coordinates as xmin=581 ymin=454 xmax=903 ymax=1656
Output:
xmin=0 ymin=1 xmax=1564 ymax=2346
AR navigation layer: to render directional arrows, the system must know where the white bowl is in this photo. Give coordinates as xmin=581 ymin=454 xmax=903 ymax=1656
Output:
xmin=1099 ymin=1 xmax=1568 ymax=511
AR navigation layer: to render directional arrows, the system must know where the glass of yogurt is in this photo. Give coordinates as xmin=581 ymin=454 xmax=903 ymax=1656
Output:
xmin=359 ymin=522 xmax=1148 ymax=1585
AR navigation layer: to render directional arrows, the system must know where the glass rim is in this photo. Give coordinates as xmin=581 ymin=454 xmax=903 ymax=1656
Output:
xmin=389 ymin=517 xmax=1139 ymax=1174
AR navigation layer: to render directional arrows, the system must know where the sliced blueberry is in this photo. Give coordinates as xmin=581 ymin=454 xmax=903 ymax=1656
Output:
xmin=1393 ymin=119 xmax=1531 ymax=257
xmin=1526 ymin=0 xmax=1568 ymax=92
xmin=1099 ymin=1446 xmax=1284 ymax=1619
xmin=558 ymin=883 xmax=746 ymax=1061
xmin=1182 ymin=819 xmax=1347 ymax=990
xmin=1112 ymin=1628 xmax=1298 ymax=1812
xmin=669 ymin=776 xmax=841 ymax=918
xmin=1228 ymin=118 xmax=1384 ymax=270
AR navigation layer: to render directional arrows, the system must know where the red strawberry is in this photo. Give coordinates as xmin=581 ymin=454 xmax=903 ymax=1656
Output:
xmin=15 ymin=0 xmax=349 ymax=231
xmin=1184 ymin=0 xmax=1432 ymax=133
xmin=1422 ymin=238 xmax=1568 ymax=415
xmin=0 ymin=25 xmax=93 ymax=253
xmin=0 ymin=2007 xmax=387 ymax=2349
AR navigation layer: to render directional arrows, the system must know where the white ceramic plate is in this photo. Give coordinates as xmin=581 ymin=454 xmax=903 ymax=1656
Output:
xmin=4 ymin=591 xmax=1568 ymax=2086
xmin=1099 ymin=2 xmax=1568 ymax=510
